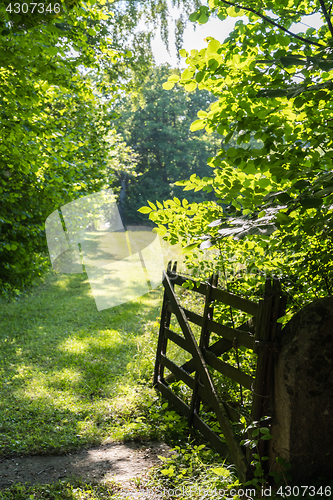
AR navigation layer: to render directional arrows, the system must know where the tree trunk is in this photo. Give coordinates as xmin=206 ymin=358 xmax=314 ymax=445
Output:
xmin=118 ymin=172 xmax=127 ymax=227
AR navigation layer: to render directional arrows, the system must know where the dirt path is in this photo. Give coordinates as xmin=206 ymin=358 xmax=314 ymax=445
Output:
xmin=0 ymin=441 xmax=171 ymax=491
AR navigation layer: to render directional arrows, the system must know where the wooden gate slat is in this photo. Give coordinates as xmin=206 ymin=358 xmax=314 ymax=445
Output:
xmin=153 ymin=262 xmax=175 ymax=386
xmin=202 ymin=349 xmax=255 ymax=391
xmin=189 ymin=275 xmax=217 ymax=425
xmin=207 ymin=319 xmax=256 ymax=350
xmin=164 ymin=328 xmax=193 ymax=354
xmin=161 ymin=354 xmax=195 ymax=388
xmin=156 ymin=380 xmax=230 ymax=458
xmin=165 ymin=338 xmax=231 ymax=384
xmin=165 ymin=271 xmax=259 ymax=317
xmin=210 ymin=287 xmax=259 ymax=317
xmin=166 ymin=304 xmax=203 ymax=328
xmin=166 ymin=301 xmax=255 ymax=349
xmin=160 ymin=355 xmax=241 ymax=424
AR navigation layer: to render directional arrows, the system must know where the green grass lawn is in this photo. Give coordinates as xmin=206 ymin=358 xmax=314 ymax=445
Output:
xmin=0 ymin=269 xmax=180 ymax=456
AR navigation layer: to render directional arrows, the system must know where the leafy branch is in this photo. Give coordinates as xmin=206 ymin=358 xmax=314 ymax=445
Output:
xmin=318 ymin=0 xmax=333 ymax=38
xmin=217 ymin=0 xmax=325 ymax=47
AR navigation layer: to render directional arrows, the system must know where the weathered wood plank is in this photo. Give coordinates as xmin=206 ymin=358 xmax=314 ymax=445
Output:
xmin=202 ymin=349 xmax=255 ymax=391
xmin=156 ymin=380 xmax=230 ymax=458
xmin=166 ymin=303 xmax=203 ymax=328
xmin=164 ymin=328 xmax=193 ymax=354
xmin=160 ymin=355 xmax=241 ymax=424
xmin=166 ymin=271 xmax=259 ymax=317
xmin=167 ymin=301 xmax=255 ymax=350
xmin=153 ymin=261 xmax=176 ymax=386
xmin=207 ymin=319 xmax=256 ymax=351
xmin=160 ymin=355 xmax=195 ymax=389
xmin=165 ymin=338 xmax=233 ymax=384
xmin=211 ymin=287 xmax=259 ymax=317
xmin=190 ymin=276 xmax=217 ymax=424
xmin=166 ymin=297 xmax=255 ymax=350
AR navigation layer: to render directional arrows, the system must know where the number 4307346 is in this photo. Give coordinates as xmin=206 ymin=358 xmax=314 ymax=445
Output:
xmin=6 ymin=3 xmax=61 ymax=14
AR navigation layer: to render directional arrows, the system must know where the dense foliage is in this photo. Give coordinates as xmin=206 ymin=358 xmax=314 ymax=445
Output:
xmin=111 ymin=65 xmax=222 ymax=225
xmin=0 ymin=1 xmax=129 ymax=294
xmin=142 ymin=0 xmax=333 ymax=313
xmin=0 ymin=0 xmax=213 ymax=296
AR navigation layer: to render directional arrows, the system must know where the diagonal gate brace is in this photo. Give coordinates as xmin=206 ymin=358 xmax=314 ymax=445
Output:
xmin=161 ymin=271 xmax=251 ymax=483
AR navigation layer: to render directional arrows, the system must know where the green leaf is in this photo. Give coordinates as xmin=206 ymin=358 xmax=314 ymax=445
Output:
xmin=318 ymin=60 xmax=333 ymax=71
xmin=280 ymin=55 xmax=306 ymax=67
xmin=211 ymin=467 xmax=230 ymax=476
xmin=226 ymin=147 xmax=238 ymax=158
xmin=300 ymin=197 xmax=323 ymax=208
xmin=207 ymin=39 xmax=221 ymax=55
xmin=261 ymin=434 xmax=273 ymax=440
xmin=196 ymin=71 xmax=205 ymax=83
xmin=168 ymin=74 xmax=180 ymax=83
xmin=197 ymin=12 xmax=209 ymax=24
xmin=163 ymin=81 xmax=175 ymax=90
xmin=189 ymin=11 xmax=200 ymax=22
xmin=190 ymin=119 xmax=205 ymax=132
xmin=184 ymin=81 xmax=197 ymax=92
xmin=137 ymin=206 xmax=152 ymax=214
xmin=147 ymin=200 xmax=157 ymax=210
xmin=181 ymin=243 xmax=199 ymax=254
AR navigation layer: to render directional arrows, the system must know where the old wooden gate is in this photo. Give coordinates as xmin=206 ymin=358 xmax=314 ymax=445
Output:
xmin=154 ymin=261 xmax=286 ymax=482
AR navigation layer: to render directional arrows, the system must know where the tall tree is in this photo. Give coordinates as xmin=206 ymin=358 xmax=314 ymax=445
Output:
xmin=111 ymin=64 xmax=222 ymax=225
xmin=0 ymin=1 xmax=126 ymax=293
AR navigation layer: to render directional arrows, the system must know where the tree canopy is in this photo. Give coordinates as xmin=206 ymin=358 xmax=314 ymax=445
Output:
xmin=0 ymin=0 xmax=200 ymax=295
xmin=143 ymin=0 xmax=333 ymax=312
xmin=0 ymin=0 xmax=127 ymax=293
xmin=2 ymin=0 xmax=333 ymax=306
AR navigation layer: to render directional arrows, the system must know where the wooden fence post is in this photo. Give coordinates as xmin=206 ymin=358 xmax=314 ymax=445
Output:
xmin=153 ymin=261 xmax=176 ymax=386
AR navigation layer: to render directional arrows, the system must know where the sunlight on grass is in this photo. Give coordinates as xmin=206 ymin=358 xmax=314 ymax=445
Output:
xmin=0 ymin=270 xmax=176 ymax=456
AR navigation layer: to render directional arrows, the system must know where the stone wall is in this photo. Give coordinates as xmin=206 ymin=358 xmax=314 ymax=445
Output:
xmin=269 ymin=296 xmax=333 ymax=483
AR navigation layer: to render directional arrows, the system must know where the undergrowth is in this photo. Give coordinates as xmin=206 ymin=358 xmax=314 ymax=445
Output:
xmin=0 ymin=477 xmax=120 ymax=499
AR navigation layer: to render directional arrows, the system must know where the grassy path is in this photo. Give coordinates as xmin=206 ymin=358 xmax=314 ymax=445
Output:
xmin=0 ymin=271 xmax=166 ymax=457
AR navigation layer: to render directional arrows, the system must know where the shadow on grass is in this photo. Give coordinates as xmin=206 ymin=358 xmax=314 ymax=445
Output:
xmin=0 ymin=271 xmax=165 ymax=456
